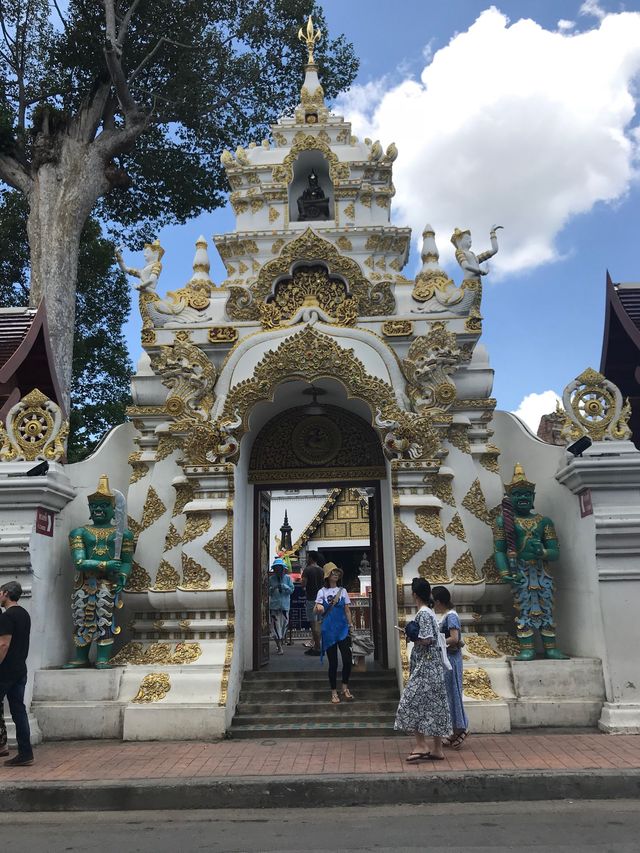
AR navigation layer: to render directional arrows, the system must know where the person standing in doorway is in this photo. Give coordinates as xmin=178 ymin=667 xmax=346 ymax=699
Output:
xmin=432 ymin=586 xmax=468 ymax=749
xmin=315 ymin=566 xmax=354 ymax=704
xmin=268 ymin=558 xmax=294 ymax=655
xmin=0 ymin=581 xmax=34 ymax=766
xmin=302 ymin=551 xmax=324 ymax=656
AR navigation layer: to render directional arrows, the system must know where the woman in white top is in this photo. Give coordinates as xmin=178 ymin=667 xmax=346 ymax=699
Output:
xmin=394 ymin=577 xmax=452 ymax=761
xmin=314 ymin=566 xmax=354 ymax=704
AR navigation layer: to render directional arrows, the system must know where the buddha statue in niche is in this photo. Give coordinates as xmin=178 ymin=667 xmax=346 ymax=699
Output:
xmin=296 ymin=170 xmax=331 ymax=221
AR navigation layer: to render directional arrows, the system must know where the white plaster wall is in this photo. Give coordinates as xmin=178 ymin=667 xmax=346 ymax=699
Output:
xmin=491 ymin=411 xmax=605 ymax=661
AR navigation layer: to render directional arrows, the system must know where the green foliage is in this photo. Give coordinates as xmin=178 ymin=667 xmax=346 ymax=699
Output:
xmin=1 ymin=0 xmax=359 ymax=240
xmin=0 ymin=191 xmax=29 ymax=303
xmin=0 ymin=192 xmax=132 ymax=461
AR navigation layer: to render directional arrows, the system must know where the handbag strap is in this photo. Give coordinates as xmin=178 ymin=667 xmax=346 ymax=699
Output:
xmin=323 ymin=587 xmax=343 ymax=615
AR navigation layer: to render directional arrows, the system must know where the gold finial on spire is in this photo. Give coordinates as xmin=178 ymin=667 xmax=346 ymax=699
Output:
xmin=298 ymin=15 xmax=321 ymax=64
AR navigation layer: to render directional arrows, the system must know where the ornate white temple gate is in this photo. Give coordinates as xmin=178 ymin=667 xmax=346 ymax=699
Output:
xmin=2 ymin=25 xmax=640 ymax=741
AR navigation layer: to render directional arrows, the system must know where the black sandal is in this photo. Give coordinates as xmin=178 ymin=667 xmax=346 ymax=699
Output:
xmin=449 ymin=731 xmax=468 ymax=750
xmin=406 ymin=752 xmax=429 ymax=763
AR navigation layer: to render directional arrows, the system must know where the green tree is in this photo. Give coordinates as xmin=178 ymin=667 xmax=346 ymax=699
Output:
xmin=0 ymin=189 xmax=132 ymax=461
xmin=0 ymin=1 xmax=358 ymax=408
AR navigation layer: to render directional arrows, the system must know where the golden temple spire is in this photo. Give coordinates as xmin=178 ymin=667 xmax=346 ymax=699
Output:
xmin=298 ymin=15 xmax=322 ymax=65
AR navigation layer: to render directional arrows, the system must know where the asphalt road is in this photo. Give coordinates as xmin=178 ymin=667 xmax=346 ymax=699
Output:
xmin=5 ymin=800 xmax=639 ymax=852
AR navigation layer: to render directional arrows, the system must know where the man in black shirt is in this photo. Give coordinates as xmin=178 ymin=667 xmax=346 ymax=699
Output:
xmin=301 ymin=551 xmax=324 ymax=656
xmin=0 ymin=581 xmax=33 ymax=766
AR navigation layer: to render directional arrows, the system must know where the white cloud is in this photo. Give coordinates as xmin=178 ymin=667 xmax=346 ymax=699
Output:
xmin=335 ymin=7 xmax=640 ymax=275
xmin=511 ymin=390 xmax=561 ymax=433
xmin=557 ymin=19 xmax=575 ymax=31
xmin=579 ymin=1 xmax=606 ymax=21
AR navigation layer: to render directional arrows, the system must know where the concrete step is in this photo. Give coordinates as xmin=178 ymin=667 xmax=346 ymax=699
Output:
xmin=233 ymin=714 xmax=397 ymax=728
xmin=236 ymin=700 xmax=400 ymax=716
xmin=229 ymin=720 xmax=400 ymax=738
xmin=238 ymin=688 xmax=399 ymax=704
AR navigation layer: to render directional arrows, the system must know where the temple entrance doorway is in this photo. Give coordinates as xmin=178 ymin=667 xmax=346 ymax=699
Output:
xmin=252 ymin=482 xmax=388 ymax=673
xmin=247 ymin=399 xmax=390 ymax=674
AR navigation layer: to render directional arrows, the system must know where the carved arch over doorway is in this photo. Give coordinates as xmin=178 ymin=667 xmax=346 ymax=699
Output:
xmin=248 ymin=404 xmax=386 ymax=484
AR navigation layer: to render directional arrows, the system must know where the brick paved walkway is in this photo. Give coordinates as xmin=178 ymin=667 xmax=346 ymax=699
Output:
xmin=1 ymin=733 xmax=639 ymax=784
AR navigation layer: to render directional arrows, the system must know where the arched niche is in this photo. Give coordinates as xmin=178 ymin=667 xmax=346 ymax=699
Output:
xmin=288 ymin=149 xmax=334 ymax=223
xmin=248 ymin=403 xmax=386 ymax=484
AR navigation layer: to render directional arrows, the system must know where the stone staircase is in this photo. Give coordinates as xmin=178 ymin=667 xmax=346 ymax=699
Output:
xmin=229 ymin=669 xmax=401 ymax=738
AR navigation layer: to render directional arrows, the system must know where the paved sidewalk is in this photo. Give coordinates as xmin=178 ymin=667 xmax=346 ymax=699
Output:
xmin=1 ymin=733 xmax=639 ymax=811
xmin=1 ymin=732 xmax=639 ymax=782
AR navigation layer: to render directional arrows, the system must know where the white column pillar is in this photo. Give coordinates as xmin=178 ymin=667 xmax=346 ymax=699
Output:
xmin=0 ymin=461 xmax=76 ymax=742
xmin=556 ymin=440 xmax=640 ymax=733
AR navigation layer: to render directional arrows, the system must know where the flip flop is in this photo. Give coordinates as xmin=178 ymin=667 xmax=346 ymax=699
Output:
xmin=405 ymin=752 xmax=429 ymax=763
xmin=424 ymin=753 xmax=445 ymax=760
xmin=330 ymin=693 xmax=341 ymax=704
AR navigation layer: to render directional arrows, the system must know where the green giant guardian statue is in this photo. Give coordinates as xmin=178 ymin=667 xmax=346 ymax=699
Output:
xmin=493 ymin=463 xmax=567 ymax=661
xmin=64 ymin=475 xmax=134 ymax=669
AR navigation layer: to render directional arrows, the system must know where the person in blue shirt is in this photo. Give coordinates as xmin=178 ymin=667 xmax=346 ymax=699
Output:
xmin=314 ymin=566 xmax=354 ymax=704
xmin=433 ymin=585 xmax=468 ymax=749
xmin=268 ymin=558 xmax=294 ymax=655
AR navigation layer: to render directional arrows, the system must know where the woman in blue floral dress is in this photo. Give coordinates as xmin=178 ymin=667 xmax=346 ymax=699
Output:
xmin=433 ymin=586 xmax=468 ymax=749
xmin=394 ymin=578 xmax=452 ymax=761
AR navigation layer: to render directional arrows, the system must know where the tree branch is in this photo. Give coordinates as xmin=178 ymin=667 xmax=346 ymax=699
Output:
xmin=0 ymin=152 xmax=32 ymax=195
xmin=130 ymin=36 xmax=195 ymax=81
xmin=103 ymin=38 xmax=139 ymax=116
xmin=116 ymin=0 xmax=142 ymax=49
xmin=52 ymin=0 xmax=69 ymax=32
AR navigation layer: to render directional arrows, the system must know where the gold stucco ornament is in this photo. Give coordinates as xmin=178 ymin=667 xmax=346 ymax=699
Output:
xmin=0 ymin=388 xmax=69 ymax=462
xmin=132 ymin=673 xmax=171 ymax=703
xmin=558 ymin=367 xmax=632 ymax=442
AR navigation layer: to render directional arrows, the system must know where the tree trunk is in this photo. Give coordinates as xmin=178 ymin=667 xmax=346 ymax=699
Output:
xmin=27 ymin=139 xmax=109 ymax=412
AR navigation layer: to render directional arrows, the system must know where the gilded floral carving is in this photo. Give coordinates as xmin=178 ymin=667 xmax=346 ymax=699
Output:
xmin=225 ymin=229 xmax=395 ymax=321
xmin=181 ymin=554 xmax=211 ymax=590
xmin=155 ymin=434 xmax=182 ymax=462
xmin=150 ymin=342 xmax=217 ymax=422
xmin=461 ymin=479 xmax=490 ymax=525
xmin=204 ymin=521 xmax=233 ymax=571
xmin=417 ymin=545 xmax=449 ymax=582
xmin=415 ymin=507 xmax=444 ymax=538
xmin=446 ymin=513 xmax=467 ymax=541
xmin=125 ymin=561 xmax=152 ymax=592
xmin=463 ymin=635 xmax=501 ymax=658
xmin=140 ymin=487 xmax=167 ymax=530
xmin=182 ymin=512 xmax=212 ymax=543
xmin=425 ymin=475 xmax=455 ymax=507
xmin=382 ymin=320 xmax=413 ymax=338
xmin=496 ymin=635 xmax=521 ymax=657
xmin=451 ymin=549 xmax=479 ymax=583
xmin=152 ymin=560 xmax=180 ymax=591
xmin=132 ymin=672 xmax=171 ymax=703
xmin=394 ymin=520 xmax=424 ymax=572
xmin=463 ymin=667 xmax=499 ymax=700
xmin=173 ymin=481 xmax=196 ymax=517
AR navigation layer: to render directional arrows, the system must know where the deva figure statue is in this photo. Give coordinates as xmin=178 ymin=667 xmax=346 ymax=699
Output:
xmin=64 ymin=475 xmax=134 ymax=670
xmin=493 ymin=463 xmax=567 ymax=661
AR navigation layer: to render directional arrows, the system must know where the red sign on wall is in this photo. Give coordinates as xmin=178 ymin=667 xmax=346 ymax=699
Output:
xmin=579 ymin=489 xmax=593 ymax=518
xmin=35 ymin=507 xmax=54 ymax=537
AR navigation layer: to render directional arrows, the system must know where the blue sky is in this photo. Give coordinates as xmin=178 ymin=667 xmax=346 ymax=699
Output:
xmin=123 ymin=0 xmax=640 ymax=429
